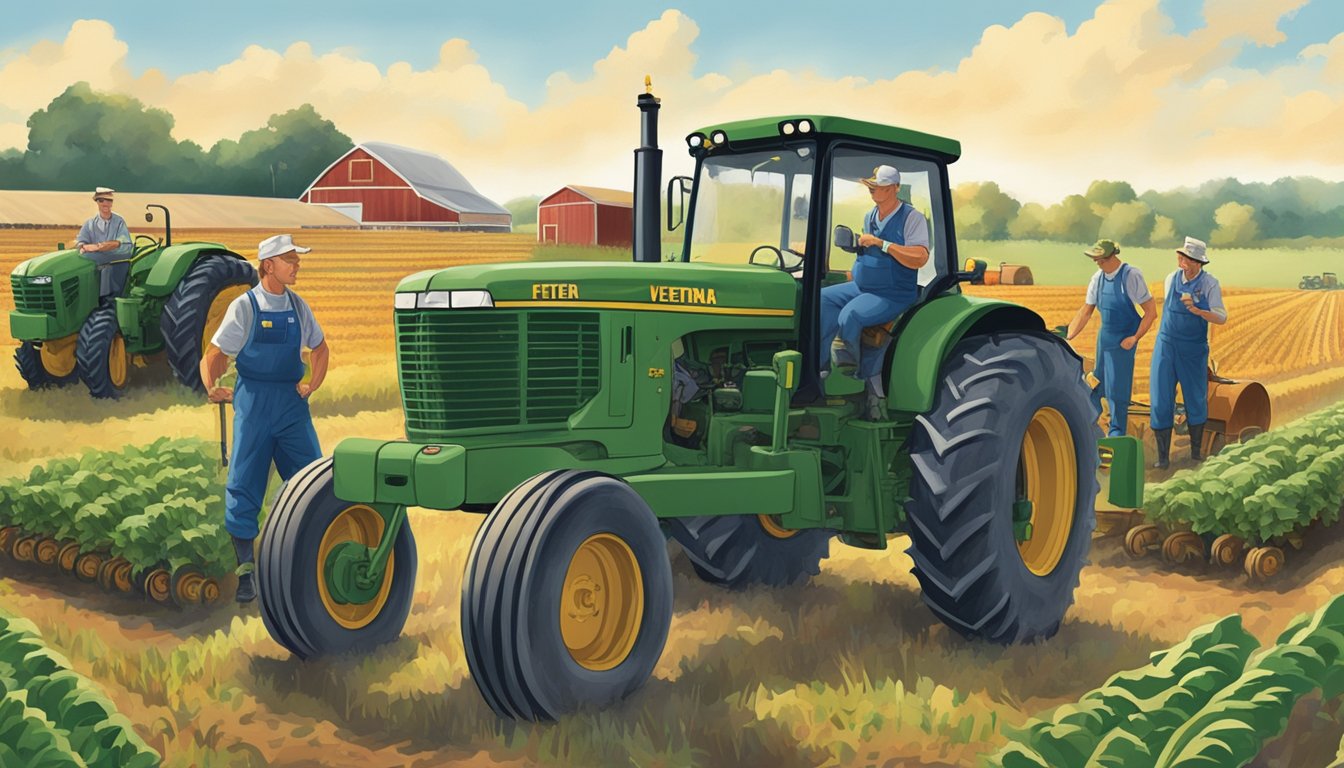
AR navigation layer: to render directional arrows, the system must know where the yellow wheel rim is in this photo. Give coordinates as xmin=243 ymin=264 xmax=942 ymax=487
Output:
xmin=561 ymin=533 xmax=643 ymax=671
xmin=757 ymin=514 xmax=798 ymax=539
xmin=108 ymin=334 xmax=128 ymax=388
xmin=316 ymin=505 xmax=394 ymax=630
xmin=202 ymin=284 xmax=250 ymax=352
xmin=40 ymin=334 xmax=78 ymax=377
xmin=1016 ymin=407 xmax=1078 ymax=576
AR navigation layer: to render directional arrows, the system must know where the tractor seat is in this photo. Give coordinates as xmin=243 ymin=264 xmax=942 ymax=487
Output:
xmin=861 ymin=319 xmax=899 ymax=348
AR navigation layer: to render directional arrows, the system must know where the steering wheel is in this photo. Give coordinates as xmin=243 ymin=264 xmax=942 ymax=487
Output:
xmin=133 ymin=234 xmax=161 ymax=256
xmin=748 ymin=245 xmax=805 ymax=274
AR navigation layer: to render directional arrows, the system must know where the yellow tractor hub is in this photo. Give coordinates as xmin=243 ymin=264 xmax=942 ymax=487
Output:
xmin=39 ymin=334 xmax=78 ymax=377
xmin=202 ymin=284 xmax=250 ymax=353
xmin=108 ymin=334 xmax=128 ymax=388
xmin=757 ymin=514 xmax=798 ymax=539
xmin=1016 ymin=407 xmax=1077 ymax=576
xmin=561 ymin=533 xmax=644 ymax=671
xmin=317 ymin=505 xmax=395 ymax=629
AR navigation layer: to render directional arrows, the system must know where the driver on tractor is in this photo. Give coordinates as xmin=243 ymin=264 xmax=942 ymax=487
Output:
xmin=818 ymin=165 xmax=929 ymax=382
xmin=75 ymin=187 xmax=134 ymax=300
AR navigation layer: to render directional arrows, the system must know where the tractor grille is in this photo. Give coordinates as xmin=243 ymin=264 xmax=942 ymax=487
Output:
xmin=11 ymin=276 xmax=58 ymax=314
xmin=395 ymin=309 xmax=601 ymax=433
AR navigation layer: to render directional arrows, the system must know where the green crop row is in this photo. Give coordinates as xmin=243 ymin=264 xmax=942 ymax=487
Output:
xmin=1144 ymin=400 xmax=1344 ymax=542
xmin=0 ymin=611 xmax=160 ymax=768
xmin=0 ymin=438 xmax=237 ymax=578
xmin=992 ymin=592 xmax=1344 ymax=767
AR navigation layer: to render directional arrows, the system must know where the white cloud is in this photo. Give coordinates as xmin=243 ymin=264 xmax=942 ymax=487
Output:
xmin=0 ymin=2 xmax=1341 ymax=204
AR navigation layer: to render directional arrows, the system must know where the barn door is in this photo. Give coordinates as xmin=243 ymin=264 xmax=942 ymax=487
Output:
xmin=543 ymin=224 xmax=558 ymax=244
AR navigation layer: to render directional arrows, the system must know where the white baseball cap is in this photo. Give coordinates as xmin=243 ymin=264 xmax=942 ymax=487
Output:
xmin=861 ymin=165 xmax=901 ymax=188
xmin=257 ymin=234 xmax=312 ymax=261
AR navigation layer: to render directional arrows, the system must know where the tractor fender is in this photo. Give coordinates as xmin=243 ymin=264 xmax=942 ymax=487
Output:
xmin=143 ymin=243 xmax=247 ymax=297
xmin=886 ymin=293 xmax=1068 ymax=414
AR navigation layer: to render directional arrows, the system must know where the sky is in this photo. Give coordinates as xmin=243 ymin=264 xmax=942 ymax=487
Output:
xmin=1 ymin=1 xmax=1342 ymax=204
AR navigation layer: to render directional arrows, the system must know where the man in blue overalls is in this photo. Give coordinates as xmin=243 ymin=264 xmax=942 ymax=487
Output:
xmin=200 ymin=234 xmax=330 ymax=602
xmin=1066 ymin=239 xmax=1155 ymax=437
xmin=818 ymin=165 xmax=930 ymax=383
xmin=1149 ymin=236 xmax=1227 ymax=469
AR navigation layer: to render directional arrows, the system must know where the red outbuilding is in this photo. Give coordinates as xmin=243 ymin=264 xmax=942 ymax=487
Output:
xmin=537 ymin=186 xmax=633 ymax=247
xmin=300 ymin=142 xmax=511 ymax=231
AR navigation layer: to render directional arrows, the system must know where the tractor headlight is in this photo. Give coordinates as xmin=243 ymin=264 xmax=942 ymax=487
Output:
xmin=797 ymin=119 xmax=813 ymax=134
xmin=686 ymin=133 xmax=705 ymax=148
xmin=396 ymin=290 xmax=495 ymax=310
xmin=27 ymin=275 xmax=53 ymax=285
xmin=711 ymin=130 xmax=727 ymax=145
xmin=780 ymin=122 xmax=796 ymax=136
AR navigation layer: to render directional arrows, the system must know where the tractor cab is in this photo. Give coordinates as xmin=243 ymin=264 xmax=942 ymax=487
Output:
xmin=669 ymin=117 xmax=962 ymax=397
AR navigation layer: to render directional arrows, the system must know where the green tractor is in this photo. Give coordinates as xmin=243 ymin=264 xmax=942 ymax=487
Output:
xmin=257 ymin=89 xmax=1144 ymax=721
xmin=9 ymin=205 xmax=256 ymax=398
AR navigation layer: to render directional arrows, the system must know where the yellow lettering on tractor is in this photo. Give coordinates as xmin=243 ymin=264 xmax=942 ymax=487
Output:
xmin=532 ymin=283 xmax=579 ymax=300
xmin=648 ymin=285 xmax=718 ymax=306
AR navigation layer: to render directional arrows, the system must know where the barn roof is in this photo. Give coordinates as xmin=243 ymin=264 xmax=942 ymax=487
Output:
xmin=307 ymin=141 xmax=510 ymax=217
xmin=0 ymin=190 xmax=356 ymax=228
xmin=556 ymin=186 xmax=633 ymax=207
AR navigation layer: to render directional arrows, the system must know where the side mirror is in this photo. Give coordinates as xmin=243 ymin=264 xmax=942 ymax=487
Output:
xmin=666 ymin=176 xmax=692 ymax=231
xmin=833 ymin=225 xmax=857 ymax=254
xmin=145 ymin=212 xmax=154 ymax=223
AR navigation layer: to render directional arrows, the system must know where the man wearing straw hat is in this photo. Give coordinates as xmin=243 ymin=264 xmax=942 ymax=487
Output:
xmin=199 ymin=234 xmax=330 ymax=603
xmin=1066 ymin=239 xmax=1156 ymax=437
xmin=74 ymin=187 xmax=133 ymax=299
xmin=1149 ymin=236 xmax=1227 ymax=469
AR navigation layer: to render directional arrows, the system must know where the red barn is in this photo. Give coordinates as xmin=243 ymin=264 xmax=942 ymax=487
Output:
xmin=300 ymin=142 xmax=511 ymax=231
xmin=537 ymin=186 xmax=633 ymax=247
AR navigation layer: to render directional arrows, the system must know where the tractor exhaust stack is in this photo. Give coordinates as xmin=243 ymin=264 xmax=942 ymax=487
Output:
xmin=632 ymin=76 xmax=662 ymax=263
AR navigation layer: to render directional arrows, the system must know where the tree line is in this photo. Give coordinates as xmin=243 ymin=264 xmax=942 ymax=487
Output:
xmin=953 ymin=177 xmax=1344 ymax=247
xmin=0 ymin=83 xmax=352 ymax=198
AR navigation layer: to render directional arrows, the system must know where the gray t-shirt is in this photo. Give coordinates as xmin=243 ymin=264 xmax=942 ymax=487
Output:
xmin=1085 ymin=263 xmax=1152 ymax=306
xmin=871 ymin=203 xmax=930 ymax=250
xmin=210 ymin=284 xmax=324 ymax=356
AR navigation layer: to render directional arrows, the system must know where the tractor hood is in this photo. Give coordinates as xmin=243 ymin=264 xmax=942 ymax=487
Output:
xmin=395 ymin=261 xmax=799 ymax=316
xmin=10 ymin=249 xmax=94 ymax=281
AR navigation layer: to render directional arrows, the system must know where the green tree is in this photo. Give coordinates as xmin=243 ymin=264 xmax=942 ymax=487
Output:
xmin=504 ymin=195 xmax=540 ymax=226
xmin=952 ymin=181 xmax=1020 ymax=240
xmin=18 ymin=82 xmax=210 ymax=192
xmin=1043 ymin=194 xmax=1102 ymax=243
xmin=1008 ymin=202 xmax=1048 ymax=240
xmin=1150 ymin=214 xmax=1180 ymax=247
xmin=1099 ymin=200 xmax=1156 ymax=246
xmin=1210 ymin=201 xmax=1260 ymax=247
xmin=208 ymin=104 xmax=351 ymax=197
xmin=1085 ymin=179 xmax=1137 ymax=209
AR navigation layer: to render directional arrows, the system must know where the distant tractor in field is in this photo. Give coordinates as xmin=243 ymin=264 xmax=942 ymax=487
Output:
xmin=9 ymin=205 xmax=256 ymax=398
xmin=1299 ymin=272 xmax=1339 ymax=290
xmin=962 ymin=258 xmax=1033 ymax=285
xmin=256 ymin=87 xmax=1144 ymax=721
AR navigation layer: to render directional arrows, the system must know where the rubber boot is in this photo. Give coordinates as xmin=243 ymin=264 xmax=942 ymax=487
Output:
xmin=1188 ymin=422 xmax=1205 ymax=463
xmin=1153 ymin=428 xmax=1172 ymax=470
xmin=232 ymin=535 xmax=256 ymax=603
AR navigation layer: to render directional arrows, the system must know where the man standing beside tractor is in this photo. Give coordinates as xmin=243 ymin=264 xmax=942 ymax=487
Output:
xmin=1150 ymin=236 xmax=1227 ymax=469
xmin=74 ymin=187 xmax=133 ymax=299
xmin=818 ymin=164 xmax=930 ymax=380
xmin=199 ymin=234 xmax=330 ymax=603
xmin=1066 ymin=239 xmax=1156 ymax=437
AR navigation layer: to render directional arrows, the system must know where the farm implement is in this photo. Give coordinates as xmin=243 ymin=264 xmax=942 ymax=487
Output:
xmin=0 ymin=438 xmax=246 ymax=608
xmin=9 ymin=204 xmax=256 ymax=398
xmin=1118 ymin=400 xmax=1344 ymax=581
xmin=256 ymin=84 xmax=1144 ymax=720
xmin=1299 ymin=272 xmax=1339 ymax=290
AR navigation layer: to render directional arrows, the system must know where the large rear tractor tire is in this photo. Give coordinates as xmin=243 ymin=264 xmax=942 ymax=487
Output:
xmin=15 ymin=337 xmax=79 ymax=389
xmin=663 ymin=514 xmax=831 ymax=589
xmin=76 ymin=306 xmax=130 ymax=399
xmin=258 ymin=457 xmax=418 ymax=658
xmin=462 ymin=470 xmax=673 ymax=721
xmin=905 ymin=332 xmax=1100 ymax=644
xmin=161 ymin=255 xmax=257 ymax=393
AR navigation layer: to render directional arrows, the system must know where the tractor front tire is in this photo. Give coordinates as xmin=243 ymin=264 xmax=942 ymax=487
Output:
xmin=664 ymin=515 xmax=831 ymax=589
xmin=905 ymin=332 xmax=1100 ymax=644
xmin=462 ymin=470 xmax=673 ymax=721
xmin=76 ymin=306 xmax=129 ymax=399
xmin=258 ymin=457 xmax=418 ymax=659
xmin=161 ymin=255 xmax=258 ymax=393
xmin=14 ymin=340 xmax=77 ymax=389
